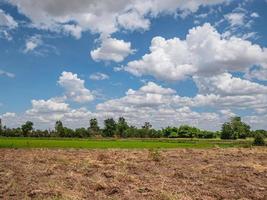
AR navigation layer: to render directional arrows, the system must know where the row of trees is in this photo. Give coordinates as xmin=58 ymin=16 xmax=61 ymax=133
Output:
xmin=0 ymin=117 xmax=266 ymax=139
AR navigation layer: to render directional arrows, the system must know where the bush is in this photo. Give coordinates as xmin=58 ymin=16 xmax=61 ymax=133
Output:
xmin=253 ymin=134 xmax=265 ymax=146
xmin=197 ymin=131 xmax=216 ymax=139
xmin=168 ymin=132 xmax=178 ymax=138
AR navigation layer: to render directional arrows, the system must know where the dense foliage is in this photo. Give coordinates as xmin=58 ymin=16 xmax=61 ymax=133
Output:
xmin=0 ymin=116 xmax=266 ymax=142
xmin=253 ymin=133 xmax=266 ymax=146
xmin=221 ymin=117 xmax=251 ymax=139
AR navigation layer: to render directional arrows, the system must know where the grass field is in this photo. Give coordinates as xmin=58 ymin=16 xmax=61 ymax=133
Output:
xmin=0 ymin=137 xmax=254 ymax=149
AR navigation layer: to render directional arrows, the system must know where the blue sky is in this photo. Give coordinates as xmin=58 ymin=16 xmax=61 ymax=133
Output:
xmin=0 ymin=0 xmax=267 ymax=130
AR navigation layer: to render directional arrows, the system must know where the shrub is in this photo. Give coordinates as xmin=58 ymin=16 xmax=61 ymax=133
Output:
xmin=168 ymin=132 xmax=178 ymax=138
xmin=253 ymin=134 xmax=265 ymax=146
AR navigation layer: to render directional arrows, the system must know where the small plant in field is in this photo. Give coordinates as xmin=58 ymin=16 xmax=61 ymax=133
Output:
xmin=253 ymin=134 xmax=265 ymax=146
xmin=148 ymin=148 xmax=161 ymax=162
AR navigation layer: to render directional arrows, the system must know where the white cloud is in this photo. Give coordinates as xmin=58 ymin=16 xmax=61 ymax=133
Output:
xmin=63 ymin=24 xmax=82 ymax=39
xmin=22 ymin=35 xmax=59 ymax=56
xmin=0 ymin=69 xmax=15 ymax=78
xmin=23 ymin=35 xmax=42 ymax=53
xmin=193 ymin=73 xmax=267 ymax=96
xmin=23 ymin=98 xmax=94 ymax=128
xmin=124 ymin=23 xmax=267 ymax=81
xmin=2 ymin=112 xmax=16 ymax=118
xmin=0 ymin=30 xmax=12 ymax=40
xmin=250 ymin=12 xmax=259 ymax=18
xmin=117 ymin=10 xmax=150 ymax=31
xmin=0 ymin=9 xmax=18 ymax=40
xmin=26 ymin=98 xmax=69 ymax=114
xmin=2 ymin=79 xmax=267 ymax=130
xmin=96 ymin=81 xmax=221 ymax=129
xmin=241 ymin=32 xmax=258 ymax=40
xmin=89 ymin=72 xmax=109 ymax=81
xmin=125 ymin=36 xmax=195 ymax=81
xmin=225 ymin=12 xmax=245 ymax=27
xmin=58 ymin=71 xmax=94 ymax=103
xmin=0 ymin=9 xmax=18 ymax=29
xmin=26 ymin=98 xmax=70 ymax=122
xmin=90 ymin=37 xmax=134 ymax=62
xmin=6 ymin=0 xmax=230 ymax=61
xmin=7 ymin=0 xmax=229 ymax=37
xmin=138 ymin=81 xmax=176 ymax=95
xmin=1 ymin=71 xmax=95 ymax=128
xmin=245 ymin=68 xmax=267 ymax=81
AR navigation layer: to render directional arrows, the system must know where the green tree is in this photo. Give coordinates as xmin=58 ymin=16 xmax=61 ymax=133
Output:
xmin=253 ymin=130 xmax=267 ymax=138
xmin=55 ymin=120 xmax=64 ymax=137
xmin=116 ymin=117 xmax=129 ymax=137
xmin=89 ymin=118 xmax=100 ymax=136
xmin=21 ymin=121 xmax=34 ymax=137
xmin=221 ymin=122 xmax=234 ymax=139
xmin=75 ymin=127 xmax=89 ymax=138
xmin=103 ymin=118 xmax=117 ymax=137
xmin=231 ymin=117 xmax=250 ymax=139
xmin=0 ymin=118 xmax=2 ymax=136
xmin=221 ymin=117 xmax=250 ymax=139
xmin=178 ymin=125 xmax=199 ymax=138
xmin=142 ymin=122 xmax=152 ymax=129
xmin=63 ymin=127 xmax=75 ymax=137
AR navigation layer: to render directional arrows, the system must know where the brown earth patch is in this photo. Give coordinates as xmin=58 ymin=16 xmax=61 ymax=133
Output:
xmin=0 ymin=148 xmax=266 ymax=200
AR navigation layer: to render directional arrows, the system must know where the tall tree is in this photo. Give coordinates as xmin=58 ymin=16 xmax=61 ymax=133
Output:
xmin=117 ymin=117 xmax=129 ymax=137
xmin=142 ymin=122 xmax=152 ymax=129
xmin=103 ymin=118 xmax=117 ymax=137
xmin=21 ymin=121 xmax=34 ymax=137
xmin=55 ymin=120 xmax=64 ymax=137
xmin=89 ymin=118 xmax=100 ymax=136
xmin=0 ymin=118 xmax=2 ymax=135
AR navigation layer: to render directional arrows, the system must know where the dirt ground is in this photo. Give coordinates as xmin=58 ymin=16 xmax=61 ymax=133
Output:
xmin=0 ymin=148 xmax=266 ymax=200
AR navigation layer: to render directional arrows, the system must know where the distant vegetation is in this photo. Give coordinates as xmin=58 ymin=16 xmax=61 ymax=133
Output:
xmin=0 ymin=117 xmax=266 ymax=145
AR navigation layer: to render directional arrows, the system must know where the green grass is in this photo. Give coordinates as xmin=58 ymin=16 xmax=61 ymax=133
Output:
xmin=0 ymin=137 xmax=253 ymax=149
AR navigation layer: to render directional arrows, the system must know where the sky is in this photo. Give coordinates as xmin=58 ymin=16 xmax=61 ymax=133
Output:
xmin=0 ymin=0 xmax=267 ymax=131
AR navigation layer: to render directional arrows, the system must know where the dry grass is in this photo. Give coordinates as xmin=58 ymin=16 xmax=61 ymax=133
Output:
xmin=0 ymin=148 xmax=266 ymax=199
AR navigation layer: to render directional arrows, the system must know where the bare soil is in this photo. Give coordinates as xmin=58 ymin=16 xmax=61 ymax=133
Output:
xmin=0 ymin=148 xmax=266 ymax=200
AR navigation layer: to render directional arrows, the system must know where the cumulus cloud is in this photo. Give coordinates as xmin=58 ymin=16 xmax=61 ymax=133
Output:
xmin=2 ymin=71 xmax=95 ymax=128
xmin=2 ymin=79 xmax=267 ymax=130
xmin=96 ymin=81 xmax=221 ymax=129
xmin=7 ymin=0 xmax=229 ymax=36
xmin=102 ymin=81 xmax=267 ymax=129
xmin=124 ymin=23 xmax=267 ymax=81
xmin=5 ymin=0 xmax=230 ymax=61
xmin=20 ymin=98 xmax=94 ymax=128
xmin=117 ymin=10 xmax=150 ymax=31
xmin=2 ymin=112 xmax=16 ymax=118
xmin=89 ymin=72 xmax=109 ymax=81
xmin=0 ymin=69 xmax=15 ymax=78
xmin=193 ymin=73 xmax=267 ymax=96
xmin=26 ymin=98 xmax=70 ymax=122
xmin=90 ymin=37 xmax=134 ymax=62
xmin=58 ymin=71 xmax=94 ymax=103
xmin=138 ymin=81 xmax=176 ymax=95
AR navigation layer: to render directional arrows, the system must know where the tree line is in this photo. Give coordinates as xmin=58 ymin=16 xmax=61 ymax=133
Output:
xmin=0 ymin=116 xmax=266 ymax=140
